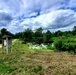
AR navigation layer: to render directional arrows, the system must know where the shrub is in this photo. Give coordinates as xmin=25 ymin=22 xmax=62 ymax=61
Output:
xmin=47 ymin=45 xmax=55 ymax=50
xmin=54 ymin=39 xmax=63 ymax=51
xmin=54 ymin=36 xmax=76 ymax=53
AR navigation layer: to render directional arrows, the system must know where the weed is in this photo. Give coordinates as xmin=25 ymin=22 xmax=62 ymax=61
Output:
xmin=47 ymin=45 xmax=55 ymax=50
xmin=32 ymin=65 xmax=43 ymax=73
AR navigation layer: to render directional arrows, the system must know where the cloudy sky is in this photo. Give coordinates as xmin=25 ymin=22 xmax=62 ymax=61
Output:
xmin=0 ymin=0 xmax=76 ymax=33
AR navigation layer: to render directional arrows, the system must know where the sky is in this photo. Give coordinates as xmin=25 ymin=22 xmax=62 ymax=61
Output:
xmin=0 ymin=0 xmax=76 ymax=33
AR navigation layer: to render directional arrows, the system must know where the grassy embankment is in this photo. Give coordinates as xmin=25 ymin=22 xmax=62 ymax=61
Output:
xmin=0 ymin=39 xmax=76 ymax=75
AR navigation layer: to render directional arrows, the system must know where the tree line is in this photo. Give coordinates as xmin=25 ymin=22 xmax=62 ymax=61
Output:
xmin=0 ymin=26 xmax=76 ymax=44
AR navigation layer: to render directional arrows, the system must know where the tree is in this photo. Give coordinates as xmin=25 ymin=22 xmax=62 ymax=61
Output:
xmin=22 ymin=28 xmax=33 ymax=42
xmin=54 ymin=30 xmax=62 ymax=37
xmin=72 ymin=26 xmax=76 ymax=35
xmin=1 ymin=28 xmax=8 ymax=36
xmin=63 ymin=31 xmax=72 ymax=37
xmin=34 ymin=27 xmax=43 ymax=37
xmin=0 ymin=31 xmax=1 ymax=43
xmin=1 ymin=28 xmax=14 ymax=38
xmin=0 ymin=28 xmax=14 ymax=43
xmin=45 ymin=30 xmax=52 ymax=42
xmin=14 ymin=32 xmax=23 ymax=38
xmin=0 ymin=28 xmax=8 ymax=43
xmin=34 ymin=27 xmax=43 ymax=44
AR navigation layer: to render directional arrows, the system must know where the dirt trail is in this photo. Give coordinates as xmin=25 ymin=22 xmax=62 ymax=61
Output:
xmin=12 ymin=39 xmax=17 ymax=43
xmin=0 ymin=44 xmax=2 ymax=48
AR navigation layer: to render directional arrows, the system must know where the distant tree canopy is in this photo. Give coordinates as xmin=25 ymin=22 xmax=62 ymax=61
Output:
xmin=72 ymin=26 xmax=76 ymax=35
xmin=34 ymin=27 xmax=43 ymax=44
xmin=43 ymin=30 xmax=52 ymax=43
xmin=22 ymin=28 xmax=33 ymax=42
xmin=12 ymin=26 xmax=76 ymax=44
xmin=1 ymin=28 xmax=7 ymax=36
xmin=54 ymin=30 xmax=63 ymax=37
xmin=0 ymin=28 xmax=14 ymax=43
xmin=0 ymin=26 xmax=76 ymax=44
xmin=0 ymin=28 xmax=14 ymax=37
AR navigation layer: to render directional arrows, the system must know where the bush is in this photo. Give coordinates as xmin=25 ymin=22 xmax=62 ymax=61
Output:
xmin=54 ymin=36 xmax=76 ymax=53
xmin=47 ymin=45 xmax=55 ymax=50
xmin=54 ymin=39 xmax=63 ymax=51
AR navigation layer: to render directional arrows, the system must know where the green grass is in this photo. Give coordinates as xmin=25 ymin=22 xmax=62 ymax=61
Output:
xmin=0 ymin=39 xmax=76 ymax=75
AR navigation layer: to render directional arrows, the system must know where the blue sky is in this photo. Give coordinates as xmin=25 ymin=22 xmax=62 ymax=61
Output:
xmin=0 ymin=0 xmax=76 ymax=33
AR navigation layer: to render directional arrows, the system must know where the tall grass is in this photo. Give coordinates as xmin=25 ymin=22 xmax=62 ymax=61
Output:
xmin=0 ymin=39 xmax=76 ymax=75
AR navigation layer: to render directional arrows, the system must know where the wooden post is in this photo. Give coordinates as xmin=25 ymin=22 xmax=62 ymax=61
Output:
xmin=11 ymin=46 xmax=12 ymax=53
xmin=2 ymin=39 xmax=4 ymax=53
xmin=6 ymin=37 xmax=8 ymax=54
xmin=2 ymin=45 xmax=4 ymax=53
xmin=11 ymin=40 xmax=12 ymax=53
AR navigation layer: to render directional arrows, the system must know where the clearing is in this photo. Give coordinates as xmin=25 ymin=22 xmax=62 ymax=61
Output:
xmin=0 ymin=42 xmax=76 ymax=75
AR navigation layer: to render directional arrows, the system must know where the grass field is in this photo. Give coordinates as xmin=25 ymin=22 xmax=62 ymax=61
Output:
xmin=0 ymin=41 xmax=76 ymax=75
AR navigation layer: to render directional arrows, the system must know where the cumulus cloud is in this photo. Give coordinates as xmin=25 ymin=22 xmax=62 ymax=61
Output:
xmin=0 ymin=12 xmax=13 ymax=27
xmin=0 ymin=0 xmax=76 ymax=33
xmin=69 ymin=0 xmax=76 ymax=8
xmin=22 ymin=9 xmax=76 ymax=29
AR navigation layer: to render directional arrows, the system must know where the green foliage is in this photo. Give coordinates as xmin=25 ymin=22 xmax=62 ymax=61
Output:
xmin=1 ymin=26 xmax=76 ymax=54
xmin=22 ymin=28 xmax=33 ymax=42
xmin=47 ymin=45 xmax=55 ymax=50
xmin=54 ymin=38 xmax=63 ymax=51
xmin=13 ymin=26 xmax=76 ymax=46
xmin=0 ymin=28 xmax=14 ymax=44
xmin=34 ymin=27 xmax=43 ymax=44
xmin=1 ymin=28 xmax=7 ymax=36
xmin=72 ymin=26 xmax=76 ymax=35
xmin=0 ymin=28 xmax=14 ymax=37
xmin=44 ymin=30 xmax=52 ymax=42
xmin=32 ymin=65 xmax=42 ymax=73
xmin=54 ymin=30 xmax=63 ymax=37
xmin=54 ymin=36 xmax=76 ymax=53
xmin=14 ymin=32 xmax=23 ymax=39
xmin=0 ymin=64 xmax=17 ymax=73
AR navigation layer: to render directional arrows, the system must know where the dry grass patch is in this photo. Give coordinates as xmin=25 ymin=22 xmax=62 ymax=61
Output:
xmin=0 ymin=43 xmax=76 ymax=75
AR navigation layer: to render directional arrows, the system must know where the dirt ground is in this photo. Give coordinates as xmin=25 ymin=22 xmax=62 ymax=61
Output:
xmin=0 ymin=44 xmax=2 ymax=48
xmin=18 ymin=50 xmax=76 ymax=75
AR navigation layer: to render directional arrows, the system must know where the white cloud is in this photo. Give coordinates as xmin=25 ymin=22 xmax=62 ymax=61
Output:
xmin=0 ymin=0 xmax=76 ymax=33
xmin=69 ymin=0 xmax=76 ymax=8
xmin=8 ymin=9 xmax=76 ymax=33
